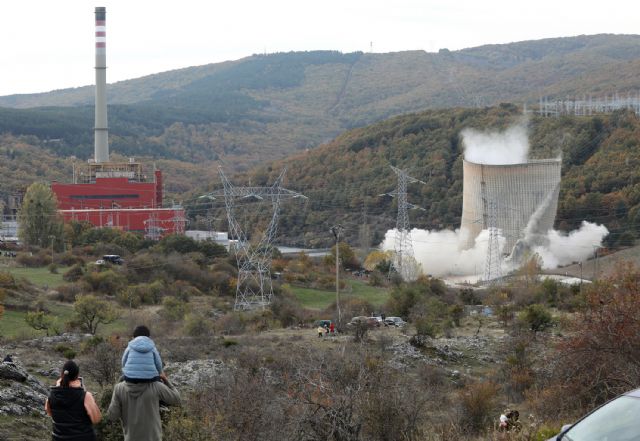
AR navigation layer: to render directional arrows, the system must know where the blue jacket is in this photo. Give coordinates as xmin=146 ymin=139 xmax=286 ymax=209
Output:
xmin=121 ymin=336 xmax=163 ymax=380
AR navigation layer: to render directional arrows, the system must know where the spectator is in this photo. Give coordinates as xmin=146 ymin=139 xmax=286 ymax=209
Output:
xmin=45 ymin=360 xmax=101 ymax=441
xmin=122 ymin=325 xmax=163 ymax=382
xmin=107 ymin=372 xmax=180 ymax=441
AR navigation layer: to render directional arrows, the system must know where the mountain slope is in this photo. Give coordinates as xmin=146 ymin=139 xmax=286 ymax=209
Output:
xmin=2 ymin=35 xmax=640 ymax=166
xmin=224 ymin=106 xmax=640 ymax=250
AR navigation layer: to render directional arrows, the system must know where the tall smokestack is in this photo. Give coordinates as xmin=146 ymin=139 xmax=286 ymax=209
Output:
xmin=94 ymin=7 xmax=109 ymax=163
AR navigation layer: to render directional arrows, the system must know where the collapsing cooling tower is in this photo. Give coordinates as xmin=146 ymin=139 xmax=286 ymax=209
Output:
xmin=460 ymin=158 xmax=561 ymax=253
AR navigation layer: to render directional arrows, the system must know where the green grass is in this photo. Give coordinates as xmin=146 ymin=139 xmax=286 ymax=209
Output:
xmin=0 ymin=309 xmax=39 ymax=339
xmin=3 ymin=266 xmax=68 ymax=288
xmin=0 ymin=302 xmax=128 ymax=340
xmin=291 ymin=279 xmax=389 ymax=310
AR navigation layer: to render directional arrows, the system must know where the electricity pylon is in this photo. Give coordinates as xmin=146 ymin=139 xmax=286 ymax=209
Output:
xmin=383 ymin=166 xmax=426 ymax=281
xmin=203 ymin=167 xmax=306 ymax=310
xmin=481 ymin=178 xmax=502 ymax=282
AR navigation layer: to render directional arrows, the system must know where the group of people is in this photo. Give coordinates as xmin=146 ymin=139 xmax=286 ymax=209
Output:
xmin=317 ymin=321 xmax=336 ymax=337
xmin=44 ymin=325 xmax=180 ymax=441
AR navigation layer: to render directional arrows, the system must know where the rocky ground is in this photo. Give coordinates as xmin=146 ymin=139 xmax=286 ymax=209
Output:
xmin=0 ymin=317 xmax=509 ymax=440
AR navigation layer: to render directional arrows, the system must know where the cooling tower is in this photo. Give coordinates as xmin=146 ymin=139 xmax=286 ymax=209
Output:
xmin=460 ymin=158 xmax=561 ymax=252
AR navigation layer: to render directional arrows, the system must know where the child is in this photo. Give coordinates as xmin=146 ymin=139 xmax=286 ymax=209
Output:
xmin=122 ymin=325 xmax=163 ymax=382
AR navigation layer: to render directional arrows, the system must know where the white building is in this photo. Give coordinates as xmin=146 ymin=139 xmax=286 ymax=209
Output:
xmin=185 ymin=230 xmax=229 ymax=249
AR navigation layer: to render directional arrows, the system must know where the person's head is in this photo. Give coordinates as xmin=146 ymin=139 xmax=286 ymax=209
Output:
xmin=60 ymin=360 xmax=79 ymax=388
xmin=133 ymin=325 xmax=150 ymax=338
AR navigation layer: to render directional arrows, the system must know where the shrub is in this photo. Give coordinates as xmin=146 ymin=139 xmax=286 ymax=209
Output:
xmin=457 ymin=381 xmax=500 ymax=434
xmin=83 ymin=269 xmax=127 ymax=295
xmin=0 ymin=272 xmax=17 ymax=289
xmin=17 ymin=251 xmax=50 ymax=267
xmin=519 ymin=304 xmax=553 ymax=334
xmin=159 ymin=296 xmax=190 ymax=322
xmin=55 ymin=283 xmax=84 ymax=302
xmin=214 ymin=312 xmax=246 ymax=335
xmin=222 ymin=339 xmax=238 ymax=347
xmin=63 ymin=264 xmax=85 ymax=282
xmin=54 ymin=344 xmax=77 ymax=360
xmin=183 ymin=313 xmax=212 ymax=337
xmin=56 ymin=253 xmax=85 ymax=267
xmin=368 ymin=270 xmax=385 ymax=287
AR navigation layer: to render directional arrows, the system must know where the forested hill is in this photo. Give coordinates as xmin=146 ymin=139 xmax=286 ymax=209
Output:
xmin=2 ymin=35 xmax=640 ymax=166
xmin=224 ymin=105 xmax=640 ymax=249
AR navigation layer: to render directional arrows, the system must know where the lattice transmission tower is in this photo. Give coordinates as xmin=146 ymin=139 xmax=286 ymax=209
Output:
xmin=204 ymin=167 xmax=306 ymax=310
xmin=481 ymin=180 xmax=502 ymax=282
xmin=385 ymin=166 xmax=426 ymax=281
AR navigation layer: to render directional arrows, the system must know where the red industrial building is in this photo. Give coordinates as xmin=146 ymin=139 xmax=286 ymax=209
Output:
xmin=51 ymin=7 xmax=185 ymax=239
xmin=52 ymin=162 xmax=185 ymax=239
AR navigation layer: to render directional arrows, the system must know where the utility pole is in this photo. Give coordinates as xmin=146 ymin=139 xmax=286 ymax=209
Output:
xmin=331 ymin=224 xmax=344 ymax=325
xmin=49 ymin=235 xmax=55 ymax=266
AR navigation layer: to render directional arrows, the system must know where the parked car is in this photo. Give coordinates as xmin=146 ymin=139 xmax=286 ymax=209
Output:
xmin=547 ymin=387 xmax=640 ymax=440
xmin=369 ymin=316 xmax=383 ymax=325
xmin=97 ymin=254 xmax=124 ymax=265
xmin=103 ymin=254 xmax=124 ymax=265
xmin=384 ymin=317 xmax=407 ymax=327
xmin=347 ymin=316 xmax=379 ymax=328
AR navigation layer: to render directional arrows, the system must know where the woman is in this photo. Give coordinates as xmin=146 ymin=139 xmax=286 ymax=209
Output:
xmin=45 ymin=360 xmax=102 ymax=441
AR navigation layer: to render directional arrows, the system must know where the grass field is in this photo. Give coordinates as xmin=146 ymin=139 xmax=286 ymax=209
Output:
xmin=291 ymin=279 xmax=389 ymax=310
xmin=2 ymin=266 xmax=68 ymax=288
xmin=0 ymin=302 xmax=129 ymax=340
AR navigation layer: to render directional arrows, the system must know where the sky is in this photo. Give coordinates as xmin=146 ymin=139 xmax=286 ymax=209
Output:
xmin=1 ymin=0 xmax=639 ymax=96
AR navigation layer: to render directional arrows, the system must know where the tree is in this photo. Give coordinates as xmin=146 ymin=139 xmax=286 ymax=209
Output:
xmin=18 ymin=182 xmax=64 ymax=249
xmin=324 ymin=241 xmax=359 ymax=269
xmin=73 ymin=294 xmax=119 ymax=335
xmin=25 ymin=310 xmax=56 ymax=336
xmin=519 ymin=304 xmax=553 ymax=334
xmin=363 ymin=250 xmax=393 ymax=272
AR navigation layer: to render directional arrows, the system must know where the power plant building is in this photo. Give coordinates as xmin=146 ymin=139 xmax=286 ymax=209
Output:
xmin=460 ymin=158 xmax=562 ymax=252
xmin=51 ymin=7 xmax=185 ymax=239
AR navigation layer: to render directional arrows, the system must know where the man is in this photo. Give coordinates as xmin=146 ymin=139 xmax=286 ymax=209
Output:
xmin=106 ymin=372 xmax=180 ymax=441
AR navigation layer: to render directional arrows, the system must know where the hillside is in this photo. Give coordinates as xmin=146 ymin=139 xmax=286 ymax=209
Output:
xmin=218 ymin=105 xmax=640 ymax=250
xmin=2 ymin=35 xmax=640 ymax=166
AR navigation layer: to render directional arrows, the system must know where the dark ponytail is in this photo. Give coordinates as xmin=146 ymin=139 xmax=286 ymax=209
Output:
xmin=60 ymin=360 xmax=79 ymax=388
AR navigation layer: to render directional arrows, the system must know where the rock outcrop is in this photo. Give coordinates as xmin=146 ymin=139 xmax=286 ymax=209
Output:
xmin=0 ymin=361 xmax=48 ymax=416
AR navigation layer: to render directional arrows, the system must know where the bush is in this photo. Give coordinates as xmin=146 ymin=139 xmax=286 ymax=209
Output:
xmin=0 ymin=272 xmax=17 ymax=289
xmin=56 ymin=253 xmax=85 ymax=267
xmin=183 ymin=313 xmax=212 ymax=337
xmin=159 ymin=296 xmax=190 ymax=322
xmin=17 ymin=251 xmax=50 ymax=267
xmin=519 ymin=304 xmax=553 ymax=333
xmin=54 ymin=344 xmax=77 ymax=360
xmin=83 ymin=269 xmax=127 ymax=295
xmin=55 ymin=283 xmax=83 ymax=302
xmin=457 ymin=381 xmax=500 ymax=434
xmin=214 ymin=312 xmax=246 ymax=335
xmin=63 ymin=264 xmax=84 ymax=282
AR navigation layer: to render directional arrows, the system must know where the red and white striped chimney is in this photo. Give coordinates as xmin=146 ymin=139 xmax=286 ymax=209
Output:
xmin=94 ymin=7 xmax=109 ymax=163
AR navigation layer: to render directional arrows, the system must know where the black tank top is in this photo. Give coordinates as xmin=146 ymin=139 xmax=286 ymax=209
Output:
xmin=48 ymin=386 xmax=96 ymax=441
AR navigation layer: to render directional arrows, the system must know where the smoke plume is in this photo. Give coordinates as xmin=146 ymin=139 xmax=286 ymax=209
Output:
xmin=533 ymin=221 xmax=609 ymax=269
xmin=462 ymin=121 xmax=529 ymax=164
xmin=380 ymin=222 xmax=608 ymax=278
xmin=380 ymin=228 xmax=496 ymax=277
